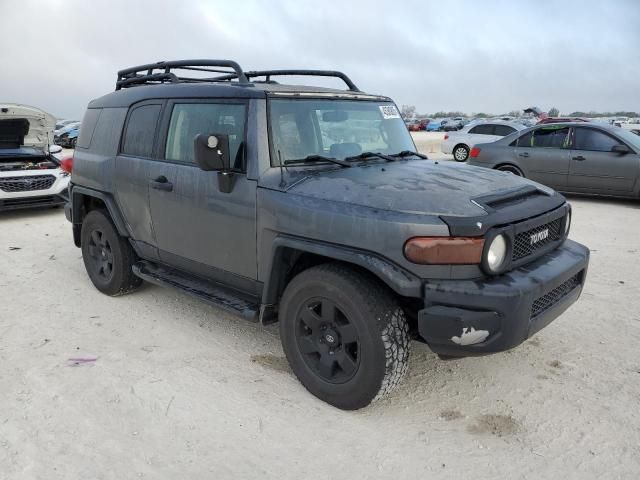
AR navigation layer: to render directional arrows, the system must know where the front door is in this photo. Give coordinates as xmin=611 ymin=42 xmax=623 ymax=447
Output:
xmin=513 ymin=126 xmax=571 ymax=189
xmin=568 ymin=126 xmax=638 ymax=193
xmin=148 ymin=100 xmax=258 ymax=287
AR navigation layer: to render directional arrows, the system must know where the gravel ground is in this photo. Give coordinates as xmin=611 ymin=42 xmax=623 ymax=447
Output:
xmin=1 ymin=143 xmax=639 ymax=479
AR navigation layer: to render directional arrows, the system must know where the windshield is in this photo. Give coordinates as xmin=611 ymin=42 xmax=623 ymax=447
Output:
xmin=268 ymin=99 xmax=415 ymax=165
xmin=616 ymin=128 xmax=640 ymax=151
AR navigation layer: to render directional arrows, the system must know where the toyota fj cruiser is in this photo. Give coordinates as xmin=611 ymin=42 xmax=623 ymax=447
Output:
xmin=65 ymin=60 xmax=589 ymax=409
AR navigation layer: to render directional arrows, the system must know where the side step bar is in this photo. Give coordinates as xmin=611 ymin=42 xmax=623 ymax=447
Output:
xmin=132 ymin=261 xmax=259 ymax=322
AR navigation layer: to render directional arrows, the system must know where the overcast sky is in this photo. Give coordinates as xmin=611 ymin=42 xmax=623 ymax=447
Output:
xmin=1 ymin=0 xmax=638 ymax=119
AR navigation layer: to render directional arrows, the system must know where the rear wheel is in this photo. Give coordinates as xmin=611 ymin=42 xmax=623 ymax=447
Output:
xmin=81 ymin=209 xmax=142 ymax=296
xmin=279 ymin=263 xmax=410 ymax=410
xmin=453 ymin=144 xmax=470 ymax=162
xmin=496 ymin=164 xmax=524 ymax=176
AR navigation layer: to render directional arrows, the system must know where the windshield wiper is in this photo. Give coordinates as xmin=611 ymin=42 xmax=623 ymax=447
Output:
xmin=284 ymin=154 xmax=351 ymax=168
xmin=389 ymin=150 xmax=429 ymax=160
xmin=345 ymin=151 xmax=397 ymax=163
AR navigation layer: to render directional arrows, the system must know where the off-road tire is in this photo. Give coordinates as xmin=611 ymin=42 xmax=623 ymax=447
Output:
xmin=279 ymin=263 xmax=410 ymax=410
xmin=453 ymin=144 xmax=470 ymax=162
xmin=81 ymin=209 xmax=142 ymax=296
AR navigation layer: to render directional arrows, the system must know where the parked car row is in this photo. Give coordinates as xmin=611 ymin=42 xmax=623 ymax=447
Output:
xmin=54 ymin=121 xmax=81 ymax=148
xmin=405 ymin=117 xmax=470 ymax=132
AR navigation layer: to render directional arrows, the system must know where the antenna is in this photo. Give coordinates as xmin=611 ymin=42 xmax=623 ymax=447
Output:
xmin=277 ymin=150 xmax=287 ymax=188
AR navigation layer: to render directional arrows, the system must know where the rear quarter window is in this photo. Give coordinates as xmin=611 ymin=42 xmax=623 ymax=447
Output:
xmin=86 ymin=108 xmax=127 ymax=155
xmin=493 ymin=125 xmax=516 ymax=136
xmin=469 ymin=124 xmax=494 ymax=135
xmin=76 ymin=109 xmax=100 ymax=149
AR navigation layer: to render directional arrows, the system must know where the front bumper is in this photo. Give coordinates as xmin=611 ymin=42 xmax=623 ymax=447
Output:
xmin=417 ymin=239 xmax=589 ymax=356
xmin=0 ymin=170 xmax=69 ymax=212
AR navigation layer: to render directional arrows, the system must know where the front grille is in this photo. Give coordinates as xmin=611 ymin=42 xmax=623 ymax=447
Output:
xmin=531 ymin=272 xmax=582 ymax=318
xmin=513 ymin=217 xmax=563 ymax=261
xmin=0 ymin=175 xmax=55 ymax=192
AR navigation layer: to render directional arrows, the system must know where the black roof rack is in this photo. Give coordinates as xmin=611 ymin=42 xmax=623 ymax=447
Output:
xmin=116 ymin=59 xmax=249 ymax=90
xmin=214 ymin=70 xmax=361 ymax=92
xmin=115 ymin=60 xmax=360 ymax=92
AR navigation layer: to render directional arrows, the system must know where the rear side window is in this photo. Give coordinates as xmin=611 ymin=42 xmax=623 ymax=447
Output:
xmin=165 ymin=103 xmax=246 ymax=165
xmin=122 ymin=104 xmax=161 ymax=157
xmin=493 ymin=125 xmax=516 ymax=136
xmin=87 ymin=108 xmax=127 ymax=155
xmin=513 ymin=131 xmax=533 ymax=147
xmin=574 ymin=128 xmax=619 ymax=152
xmin=469 ymin=124 xmax=494 ymax=135
xmin=76 ymin=109 xmax=100 ymax=149
xmin=531 ymin=127 xmax=570 ymax=148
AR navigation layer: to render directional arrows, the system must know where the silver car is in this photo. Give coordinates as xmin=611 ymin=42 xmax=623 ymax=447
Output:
xmin=468 ymin=123 xmax=640 ymax=198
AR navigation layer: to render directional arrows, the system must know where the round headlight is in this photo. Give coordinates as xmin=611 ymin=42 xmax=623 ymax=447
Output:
xmin=564 ymin=210 xmax=571 ymax=236
xmin=486 ymin=234 xmax=507 ymax=272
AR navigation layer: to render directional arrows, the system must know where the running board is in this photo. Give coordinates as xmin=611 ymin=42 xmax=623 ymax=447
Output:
xmin=132 ymin=261 xmax=259 ymax=322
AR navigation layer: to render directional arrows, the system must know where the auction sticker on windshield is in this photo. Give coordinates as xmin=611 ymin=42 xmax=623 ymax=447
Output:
xmin=380 ymin=105 xmax=400 ymax=119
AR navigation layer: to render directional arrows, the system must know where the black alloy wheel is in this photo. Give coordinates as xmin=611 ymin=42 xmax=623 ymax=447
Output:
xmin=295 ymin=297 xmax=360 ymax=383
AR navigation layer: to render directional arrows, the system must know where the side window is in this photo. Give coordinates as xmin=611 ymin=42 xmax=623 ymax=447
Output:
xmin=122 ymin=104 xmax=161 ymax=157
xmin=76 ymin=109 xmax=101 ymax=149
xmin=513 ymin=131 xmax=533 ymax=147
xmin=469 ymin=124 xmax=493 ymax=135
xmin=493 ymin=125 xmax=516 ymax=136
xmin=88 ymin=108 xmax=128 ymax=155
xmin=574 ymin=128 xmax=620 ymax=152
xmin=165 ymin=103 xmax=246 ymax=166
xmin=531 ymin=127 xmax=570 ymax=148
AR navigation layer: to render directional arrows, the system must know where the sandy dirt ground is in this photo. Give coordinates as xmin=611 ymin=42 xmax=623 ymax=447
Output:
xmin=1 ymin=140 xmax=640 ymax=479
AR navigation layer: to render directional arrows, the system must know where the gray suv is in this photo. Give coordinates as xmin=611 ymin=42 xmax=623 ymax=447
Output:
xmin=65 ymin=60 xmax=589 ymax=409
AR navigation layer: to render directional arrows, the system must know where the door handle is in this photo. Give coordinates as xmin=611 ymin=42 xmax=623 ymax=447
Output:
xmin=518 ymin=152 xmax=529 ymax=158
xmin=572 ymin=156 xmax=586 ymax=161
xmin=150 ymin=175 xmax=173 ymax=192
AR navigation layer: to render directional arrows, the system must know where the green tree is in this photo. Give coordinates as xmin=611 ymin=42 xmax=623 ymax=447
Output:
xmin=548 ymin=107 xmax=560 ymax=117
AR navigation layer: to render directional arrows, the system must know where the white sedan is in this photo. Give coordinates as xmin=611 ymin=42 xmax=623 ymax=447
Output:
xmin=441 ymin=121 xmax=528 ymax=161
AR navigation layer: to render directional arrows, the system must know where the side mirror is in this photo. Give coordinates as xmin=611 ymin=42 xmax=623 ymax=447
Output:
xmin=611 ymin=144 xmax=630 ymax=154
xmin=49 ymin=145 xmax=62 ymax=154
xmin=194 ymin=133 xmax=231 ymax=171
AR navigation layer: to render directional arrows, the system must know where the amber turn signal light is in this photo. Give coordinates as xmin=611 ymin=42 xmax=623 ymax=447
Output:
xmin=404 ymin=237 xmax=485 ymax=265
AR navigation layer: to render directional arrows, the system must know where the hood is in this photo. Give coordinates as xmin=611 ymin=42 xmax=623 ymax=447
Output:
xmin=284 ymin=160 xmax=557 ymax=217
xmin=0 ymin=104 xmax=56 ymax=150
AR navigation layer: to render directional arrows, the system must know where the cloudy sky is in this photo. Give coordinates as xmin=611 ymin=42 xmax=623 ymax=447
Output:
xmin=1 ymin=0 xmax=638 ymax=119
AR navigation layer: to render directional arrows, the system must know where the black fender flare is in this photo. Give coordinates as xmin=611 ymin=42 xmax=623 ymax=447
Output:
xmin=70 ymin=186 xmax=130 ymax=246
xmin=261 ymin=235 xmax=422 ymax=306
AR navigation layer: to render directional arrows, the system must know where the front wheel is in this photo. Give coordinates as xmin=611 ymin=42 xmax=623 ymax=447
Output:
xmin=453 ymin=144 xmax=470 ymax=162
xmin=279 ymin=263 xmax=410 ymax=410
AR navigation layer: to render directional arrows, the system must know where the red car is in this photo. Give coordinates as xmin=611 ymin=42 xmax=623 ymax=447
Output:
xmin=407 ymin=119 xmax=429 ymax=131
xmin=524 ymin=107 xmax=588 ymax=124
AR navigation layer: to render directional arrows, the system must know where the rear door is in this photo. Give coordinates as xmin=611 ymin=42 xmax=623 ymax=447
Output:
xmin=147 ymin=99 xmax=258 ymax=288
xmin=512 ymin=126 xmax=571 ymax=189
xmin=114 ymin=101 xmax=164 ymax=260
xmin=568 ymin=126 xmax=638 ymax=193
